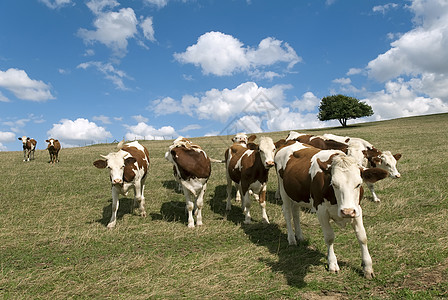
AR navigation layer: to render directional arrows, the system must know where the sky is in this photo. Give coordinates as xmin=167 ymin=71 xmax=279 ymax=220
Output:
xmin=1 ymin=0 xmax=448 ymax=151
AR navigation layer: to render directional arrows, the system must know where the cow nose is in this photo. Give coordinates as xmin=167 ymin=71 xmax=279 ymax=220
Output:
xmin=394 ymin=173 xmax=401 ymax=179
xmin=113 ymin=179 xmax=122 ymax=184
xmin=266 ymin=161 xmax=275 ymax=168
xmin=340 ymin=208 xmax=356 ymax=218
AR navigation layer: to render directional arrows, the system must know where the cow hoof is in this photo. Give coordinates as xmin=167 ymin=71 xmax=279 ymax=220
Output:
xmin=107 ymin=223 xmax=116 ymax=229
xmin=364 ymin=270 xmax=375 ymax=279
xmin=140 ymin=211 xmax=147 ymax=217
xmin=188 ymin=223 xmax=195 ymax=228
xmin=328 ymin=264 xmax=340 ymax=273
xmin=373 ymin=198 xmax=381 ymax=202
xmin=262 ymin=218 xmax=270 ymax=224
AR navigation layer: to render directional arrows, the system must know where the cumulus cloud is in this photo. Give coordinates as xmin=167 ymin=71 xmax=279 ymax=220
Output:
xmin=174 ymin=31 xmax=301 ymax=77
xmin=77 ymin=61 xmax=131 ymax=90
xmin=143 ymin=0 xmax=169 ymax=8
xmin=132 ymin=115 xmax=149 ymax=123
xmin=93 ymin=115 xmax=112 ymax=124
xmin=140 ymin=16 xmax=156 ymax=42
xmin=290 ymin=92 xmax=321 ymax=113
xmin=0 ymin=91 xmax=10 ymax=102
xmin=0 ymin=68 xmax=55 ymax=101
xmin=78 ymin=7 xmax=138 ymax=57
xmin=151 ymin=82 xmax=291 ymax=123
xmin=0 ymin=131 xmax=16 ymax=143
xmin=179 ymin=124 xmax=201 ymax=133
xmin=47 ymin=118 xmax=112 ymax=147
xmin=39 ymin=0 xmax=73 ymax=9
xmin=124 ymin=122 xmax=176 ymax=140
xmin=372 ymin=3 xmax=399 ymax=15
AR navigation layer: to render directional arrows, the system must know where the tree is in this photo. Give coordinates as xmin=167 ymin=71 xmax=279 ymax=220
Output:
xmin=318 ymin=94 xmax=373 ymax=127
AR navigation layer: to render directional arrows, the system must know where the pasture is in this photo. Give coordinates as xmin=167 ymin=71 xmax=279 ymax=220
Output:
xmin=1 ymin=113 xmax=447 ymax=299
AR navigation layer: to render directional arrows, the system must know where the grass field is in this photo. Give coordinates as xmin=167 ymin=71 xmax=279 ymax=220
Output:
xmin=1 ymin=113 xmax=447 ymax=299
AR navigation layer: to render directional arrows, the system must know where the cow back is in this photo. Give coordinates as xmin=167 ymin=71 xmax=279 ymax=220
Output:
xmin=172 ymin=147 xmax=211 ymax=179
xmin=122 ymin=144 xmax=150 ymax=182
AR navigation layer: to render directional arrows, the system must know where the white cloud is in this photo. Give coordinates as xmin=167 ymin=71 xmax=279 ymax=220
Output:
xmin=132 ymin=115 xmax=149 ymax=123
xmin=235 ymin=115 xmax=263 ymax=133
xmin=179 ymin=124 xmax=201 ymax=133
xmin=93 ymin=115 xmax=112 ymax=124
xmin=77 ymin=61 xmax=131 ymax=90
xmin=152 ymin=82 xmax=291 ymax=123
xmin=372 ymin=3 xmax=398 ymax=15
xmin=124 ymin=122 xmax=176 ymax=140
xmin=363 ymin=78 xmax=448 ymax=120
xmin=143 ymin=0 xmax=169 ymax=8
xmin=140 ymin=16 xmax=156 ymax=42
xmin=39 ymin=0 xmax=73 ymax=9
xmin=174 ymin=31 xmax=300 ymax=76
xmin=0 ymin=68 xmax=55 ymax=102
xmin=47 ymin=118 xmax=112 ymax=147
xmin=291 ymin=92 xmax=320 ymax=113
xmin=0 ymin=91 xmax=10 ymax=102
xmin=78 ymin=7 xmax=138 ymax=57
xmin=332 ymin=77 xmax=351 ymax=85
xmin=86 ymin=0 xmax=119 ymax=15
xmin=266 ymin=107 xmax=334 ymax=132
xmin=347 ymin=68 xmax=362 ymax=76
xmin=0 ymin=131 xmax=16 ymax=143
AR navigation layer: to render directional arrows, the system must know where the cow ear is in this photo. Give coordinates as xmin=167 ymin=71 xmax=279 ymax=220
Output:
xmin=345 ymin=138 xmax=350 ymax=143
xmin=55 ymin=139 xmax=59 ymax=142
xmin=248 ymin=135 xmax=257 ymax=143
xmin=372 ymin=157 xmax=381 ymax=165
xmin=18 ymin=137 xmax=22 ymax=140
xmin=27 ymin=137 xmax=30 ymax=140
xmin=93 ymin=160 xmax=107 ymax=169
xmin=362 ymin=168 xmax=388 ymax=183
xmin=46 ymin=140 xmax=49 ymax=142
xmin=125 ymin=157 xmax=137 ymax=166
xmin=274 ymin=139 xmax=286 ymax=149
xmin=394 ymin=153 xmax=402 ymax=161
xmin=317 ymin=158 xmax=331 ymax=173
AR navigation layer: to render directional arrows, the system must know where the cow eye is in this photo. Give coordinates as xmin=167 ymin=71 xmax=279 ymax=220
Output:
xmin=355 ymin=183 xmax=361 ymax=189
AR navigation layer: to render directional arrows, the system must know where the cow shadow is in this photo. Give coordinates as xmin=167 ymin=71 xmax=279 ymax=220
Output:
xmin=162 ymin=180 xmax=182 ymax=194
xmin=158 ymin=200 xmax=188 ymax=224
xmin=209 ymin=184 xmax=324 ymax=288
xmin=96 ymin=198 xmax=133 ymax=226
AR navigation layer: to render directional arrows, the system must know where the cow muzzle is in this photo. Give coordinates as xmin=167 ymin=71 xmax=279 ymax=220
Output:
xmin=340 ymin=208 xmax=356 ymax=218
xmin=113 ymin=178 xmax=123 ymax=185
xmin=265 ymin=161 xmax=275 ymax=168
xmin=392 ymin=173 xmax=401 ymax=179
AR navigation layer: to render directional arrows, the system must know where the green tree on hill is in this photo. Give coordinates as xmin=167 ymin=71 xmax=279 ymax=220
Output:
xmin=318 ymin=94 xmax=374 ymax=127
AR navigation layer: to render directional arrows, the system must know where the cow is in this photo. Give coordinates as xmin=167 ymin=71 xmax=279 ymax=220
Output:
xmin=165 ymin=137 xmax=211 ymax=228
xmin=274 ymin=141 xmax=388 ymax=278
xmin=285 ymin=131 xmax=349 ymax=152
xmin=46 ymin=138 xmax=61 ymax=164
xmin=323 ymin=133 xmax=402 ymax=202
xmin=93 ymin=141 xmax=150 ymax=228
xmin=225 ymin=135 xmax=276 ymax=224
xmin=232 ymin=132 xmax=249 ymax=145
xmin=18 ymin=136 xmax=37 ymax=161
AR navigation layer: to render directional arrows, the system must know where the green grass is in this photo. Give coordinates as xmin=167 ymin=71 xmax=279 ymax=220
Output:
xmin=1 ymin=113 xmax=448 ymax=299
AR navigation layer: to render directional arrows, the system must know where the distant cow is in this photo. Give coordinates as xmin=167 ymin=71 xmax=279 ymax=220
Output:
xmin=275 ymin=141 xmax=388 ymax=278
xmin=93 ymin=141 xmax=150 ymax=228
xmin=285 ymin=131 xmax=349 ymax=152
xmin=323 ymin=133 xmax=402 ymax=202
xmin=18 ymin=136 xmax=37 ymax=161
xmin=232 ymin=132 xmax=249 ymax=145
xmin=225 ymin=135 xmax=276 ymax=224
xmin=165 ymin=137 xmax=211 ymax=228
xmin=46 ymin=138 xmax=61 ymax=164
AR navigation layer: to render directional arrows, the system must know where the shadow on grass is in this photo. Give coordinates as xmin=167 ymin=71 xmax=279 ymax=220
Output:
xmin=158 ymin=200 xmax=188 ymax=225
xmin=162 ymin=180 xmax=182 ymax=194
xmin=210 ymin=184 xmax=325 ymax=289
xmin=96 ymin=198 xmax=133 ymax=226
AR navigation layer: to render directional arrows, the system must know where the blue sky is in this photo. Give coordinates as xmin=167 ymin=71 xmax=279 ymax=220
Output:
xmin=1 ymin=0 xmax=448 ymax=151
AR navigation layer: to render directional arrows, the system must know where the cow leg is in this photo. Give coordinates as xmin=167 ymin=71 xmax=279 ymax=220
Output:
xmin=254 ymin=184 xmax=269 ymax=224
xmin=352 ymin=214 xmax=374 ymax=279
xmin=242 ymin=191 xmax=252 ymax=224
xmin=291 ymin=201 xmax=304 ymax=242
xmin=134 ymin=179 xmax=146 ymax=217
xmin=317 ymin=208 xmax=339 ymax=273
xmin=108 ymin=186 xmax=120 ymax=228
xmin=366 ymin=182 xmax=380 ymax=202
xmin=195 ymin=183 xmax=206 ymax=226
xmin=281 ymin=196 xmax=297 ymax=245
xmin=225 ymin=172 xmax=233 ymax=211
xmin=235 ymin=187 xmax=242 ymax=202
xmin=183 ymin=187 xmax=195 ymax=228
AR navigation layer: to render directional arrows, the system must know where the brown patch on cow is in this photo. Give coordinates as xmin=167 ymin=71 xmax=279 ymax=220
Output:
xmin=291 ymin=134 xmax=348 ymax=152
xmin=171 ymin=147 xmax=211 ymax=180
xmin=123 ymin=157 xmax=138 ymax=182
xmin=361 ymin=167 xmax=389 ymax=183
xmin=275 ymin=139 xmax=296 ymax=151
xmin=122 ymin=145 xmax=150 ymax=173
xmin=363 ymin=147 xmax=382 ymax=167
xmin=247 ymin=134 xmax=256 ymax=143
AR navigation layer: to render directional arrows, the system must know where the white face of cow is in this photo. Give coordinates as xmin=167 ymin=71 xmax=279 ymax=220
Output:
xmin=328 ymin=155 xmax=363 ymax=218
xmin=101 ymin=151 xmax=129 ymax=185
xmin=232 ymin=133 xmax=248 ymax=144
xmin=19 ymin=136 xmax=28 ymax=145
xmin=259 ymin=137 xmax=276 ymax=168
xmin=48 ymin=139 xmax=55 ymax=147
xmin=377 ymin=151 xmax=401 ymax=178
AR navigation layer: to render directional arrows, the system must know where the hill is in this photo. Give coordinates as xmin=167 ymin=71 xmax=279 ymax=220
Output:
xmin=1 ymin=113 xmax=447 ymax=299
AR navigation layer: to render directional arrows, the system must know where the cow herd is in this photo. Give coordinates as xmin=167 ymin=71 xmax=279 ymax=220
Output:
xmin=92 ymin=132 xmax=401 ymax=279
xmin=18 ymin=136 xmax=61 ymax=163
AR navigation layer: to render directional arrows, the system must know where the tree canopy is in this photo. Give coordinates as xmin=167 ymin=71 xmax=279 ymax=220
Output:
xmin=318 ymin=94 xmax=373 ymax=127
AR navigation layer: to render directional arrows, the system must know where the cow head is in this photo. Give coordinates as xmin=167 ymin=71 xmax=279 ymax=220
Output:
xmin=46 ymin=138 xmax=58 ymax=149
xmin=18 ymin=136 xmax=29 ymax=145
xmin=259 ymin=137 xmax=276 ymax=169
xmin=376 ymin=151 xmax=402 ymax=179
xmin=232 ymin=133 xmax=248 ymax=144
xmin=93 ymin=151 xmax=137 ymax=185
xmin=318 ymin=154 xmax=364 ymax=219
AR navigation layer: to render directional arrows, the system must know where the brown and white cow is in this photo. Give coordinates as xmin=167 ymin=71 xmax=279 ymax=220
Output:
xmin=18 ymin=136 xmax=37 ymax=161
xmin=323 ymin=133 xmax=402 ymax=202
xmin=285 ymin=131 xmax=349 ymax=152
xmin=225 ymin=135 xmax=276 ymax=224
xmin=93 ymin=141 xmax=150 ymax=228
xmin=275 ymin=141 xmax=388 ymax=278
xmin=165 ymin=137 xmax=211 ymax=228
xmin=46 ymin=138 xmax=61 ymax=164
